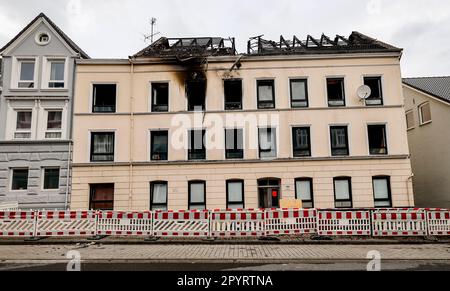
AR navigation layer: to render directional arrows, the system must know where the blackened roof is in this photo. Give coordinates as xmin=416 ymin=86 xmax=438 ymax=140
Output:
xmin=0 ymin=13 xmax=89 ymax=59
xmin=246 ymin=31 xmax=402 ymax=56
xmin=133 ymin=37 xmax=236 ymax=60
xmin=403 ymin=77 xmax=450 ymax=104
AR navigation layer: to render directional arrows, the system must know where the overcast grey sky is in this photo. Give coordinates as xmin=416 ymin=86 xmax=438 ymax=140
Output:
xmin=1 ymin=0 xmax=449 ymax=77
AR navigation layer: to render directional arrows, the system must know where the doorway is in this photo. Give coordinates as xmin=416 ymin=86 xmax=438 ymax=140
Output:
xmin=258 ymin=178 xmax=281 ymax=209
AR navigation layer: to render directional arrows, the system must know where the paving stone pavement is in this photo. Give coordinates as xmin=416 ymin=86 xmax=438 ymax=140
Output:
xmin=0 ymin=244 xmax=449 ymax=262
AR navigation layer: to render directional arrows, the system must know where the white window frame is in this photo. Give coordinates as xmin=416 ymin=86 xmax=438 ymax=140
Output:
xmin=42 ymin=56 xmax=69 ymax=90
xmin=11 ymin=56 xmax=39 ymax=90
xmin=418 ymin=102 xmax=432 ymax=125
xmin=13 ymin=109 xmax=34 ymax=140
xmin=41 ymin=167 xmax=61 ymax=191
xmin=43 ymin=109 xmax=65 ymax=140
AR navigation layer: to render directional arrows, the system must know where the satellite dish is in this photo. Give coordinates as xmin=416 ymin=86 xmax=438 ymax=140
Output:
xmin=357 ymin=85 xmax=372 ymax=99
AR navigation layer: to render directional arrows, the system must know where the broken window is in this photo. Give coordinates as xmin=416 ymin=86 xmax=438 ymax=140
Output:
xmin=295 ymin=178 xmax=314 ymax=208
xmin=330 ymin=126 xmax=349 ymax=156
xmin=150 ymin=181 xmax=168 ymax=211
xmin=226 ymin=180 xmax=245 ymax=209
xmin=290 ymin=79 xmax=308 ymax=108
xmin=364 ymin=77 xmax=383 ymax=106
xmin=90 ymin=132 xmax=115 ymax=162
xmin=406 ymin=110 xmax=415 ymax=130
xmin=11 ymin=169 xmax=29 ymax=191
xmin=225 ymin=128 xmax=244 ymax=159
xmin=258 ymin=128 xmax=277 ymax=158
xmin=89 ymin=184 xmax=114 ymax=210
xmin=292 ymin=127 xmax=311 ymax=157
xmin=187 ymin=80 xmax=206 ymax=111
xmin=92 ymin=84 xmax=116 ymax=113
xmin=419 ymin=102 xmax=432 ymax=125
xmin=188 ymin=130 xmax=206 ymax=160
xmin=334 ymin=177 xmax=352 ymax=208
xmin=15 ymin=111 xmax=32 ymax=139
xmin=43 ymin=168 xmax=60 ymax=190
xmin=151 ymin=131 xmax=168 ymax=161
xmin=257 ymin=80 xmax=275 ymax=109
xmin=368 ymin=125 xmax=387 ymax=155
xmin=152 ymin=83 xmax=169 ymax=112
xmin=188 ymin=181 xmax=206 ymax=210
xmin=327 ymin=78 xmax=345 ymax=107
xmin=373 ymin=176 xmax=392 ymax=207
xmin=224 ymin=79 xmax=242 ymax=110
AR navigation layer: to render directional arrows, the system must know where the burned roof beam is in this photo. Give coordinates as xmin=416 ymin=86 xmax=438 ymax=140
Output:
xmin=280 ymin=35 xmax=291 ymax=49
xmin=307 ymin=35 xmax=321 ymax=47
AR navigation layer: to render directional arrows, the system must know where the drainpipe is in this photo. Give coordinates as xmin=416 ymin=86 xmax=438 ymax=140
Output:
xmin=406 ymin=174 xmax=414 ymax=207
xmin=64 ymin=141 xmax=72 ymax=210
xmin=128 ymin=59 xmax=135 ymax=211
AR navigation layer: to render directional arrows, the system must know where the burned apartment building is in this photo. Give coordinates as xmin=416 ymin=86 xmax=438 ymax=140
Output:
xmin=70 ymin=32 xmax=414 ymax=211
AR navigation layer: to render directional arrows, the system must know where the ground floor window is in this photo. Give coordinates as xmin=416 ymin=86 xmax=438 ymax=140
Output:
xmin=89 ymin=184 xmax=114 ymax=210
xmin=334 ymin=177 xmax=352 ymax=208
xmin=226 ymin=180 xmax=244 ymax=209
xmin=150 ymin=181 xmax=168 ymax=210
xmin=373 ymin=176 xmax=392 ymax=207
xmin=188 ymin=181 xmax=206 ymax=210
xmin=295 ymin=178 xmax=314 ymax=208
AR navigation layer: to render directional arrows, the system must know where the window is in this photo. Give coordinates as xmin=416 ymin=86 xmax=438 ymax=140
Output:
xmin=35 ymin=32 xmax=50 ymax=45
xmin=45 ymin=111 xmax=62 ymax=139
xmin=15 ymin=111 xmax=32 ymax=139
xmin=151 ymin=83 xmax=169 ymax=112
xmin=334 ymin=177 xmax=352 ymax=208
xmin=406 ymin=110 xmax=415 ymax=130
xmin=92 ymin=84 xmax=116 ymax=113
xmin=187 ymin=80 xmax=206 ymax=111
xmin=258 ymin=128 xmax=277 ymax=158
xmin=257 ymin=80 xmax=275 ymax=109
xmin=18 ymin=59 xmax=36 ymax=88
xmin=368 ymin=125 xmax=387 ymax=155
xmin=151 ymin=131 xmax=168 ymax=161
xmin=225 ymin=129 xmax=243 ymax=159
xmin=11 ymin=169 xmax=28 ymax=191
xmin=327 ymin=78 xmax=345 ymax=107
xmin=295 ymin=178 xmax=314 ymax=208
xmin=188 ymin=181 xmax=206 ymax=210
xmin=226 ymin=180 xmax=245 ymax=209
xmin=89 ymin=184 xmax=114 ymax=210
xmin=419 ymin=102 xmax=432 ymax=125
xmin=150 ymin=181 xmax=168 ymax=210
xmin=48 ymin=60 xmax=65 ymax=88
xmin=290 ymin=79 xmax=308 ymax=108
xmin=188 ymin=130 xmax=206 ymax=160
xmin=330 ymin=126 xmax=349 ymax=156
xmin=364 ymin=77 xmax=383 ymax=105
xmin=292 ymin=127 xmax=311 ymax=157
xmin=373 ymin=176 xmax=392 ymax=207
xmin=224 ymin=79 xmax=242 ymax=110
xmin=90 ymin=132 xmax=115 ymax=162
xmin=43 ymin=168 xmax=60 ymax=190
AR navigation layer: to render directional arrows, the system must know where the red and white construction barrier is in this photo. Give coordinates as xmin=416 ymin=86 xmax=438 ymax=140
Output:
xmin=372 ymin=208 xmax=428 ymax=236
xmin=0 ymin=211 xmax=36 ymax=237
xmin=427 ymin=209 xmax=450 ymax=236
xmin=153 ymin=210 xmax=209 ymax=237
xmin=317 ymin=210 xmax=371 ymax=236
xmin=35 ymin=211 xmax=97 ymax=237
xmin=96 ymin=211 xmax=152 ymax=236
xmin=265 ymin=208 xmax=317 ymax=235
xmin=210 ymin=209 xmax=265 ymax=237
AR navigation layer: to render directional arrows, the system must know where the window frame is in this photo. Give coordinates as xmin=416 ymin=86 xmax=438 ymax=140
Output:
xmin=372 ymin=176 xmax=392 ymax=208
xmin=224 ymin=79 xmax=243 ymax=110
xmin=226 ymin=179 xmax=245 ymax=209
xmin=150 ymin=181 xmax=168 ymax=211
xmin=225 ymin=128 xmax=244 ymax=159
xmin=89 ymin=183 xmax=115 ymax=211
xmin=42 ymin=57 xmax=68 ymax=90
xmin=10 ymin=168 xmax=29 ymax=191
xmin=363 ymin=76 xmax=384 ymax=106
xmin=406 ymin=110 xmax=415 ymax=130
xmin=292 ymin=127 xmax=311 ymax=157
xmin=333 ymin=177 xmax=353 ymax=208
xmin=295 ymin=178 xmax=314 ymax=208
xmin=188 ymin=129 xmax=206 ymax=160
xmin=186 ymin=79 xmax=206 ymax=111
xmin=257 ymin=79 xmax=276 ymax=109
xmin=90 ymin=132 xmax=115 ymax=162
xmin=91 ymin=83 xmax=118 ymax=113
xmin=13 ymin=57 xmax=38 ymax=90
xmin=151 ymin=82 xmax=169 ymax=112
xmin=326 ymin=77 xmax=346 ymax=107
xmin=290 ymin=78 xmax=309 ymax=108
xmin=330 ymin=126 xmax=349 ymax=156
xmin=258 ymin=127 xmax=277 ymax=159
xmin=188 ymin=180 xmax=206 ymax=210
xmin=367 ymin=124 xmax=388 ymax=155
xmin=14 ymin=110 xmax=33 ymax=140
xmin=150 ymin=130 xmax=169 ymax=161
xmin=418 ymin=102 xmax=432 ymax=125
xmin=42 ymin=167 xmax=60 ymax=191
xmin=44 ymin=110 xmax=63 ymax=140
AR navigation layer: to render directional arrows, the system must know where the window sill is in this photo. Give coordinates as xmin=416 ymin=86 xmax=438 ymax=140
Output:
xmin=419 ymin=121 xmax=432 ymax=126
xmin=40 ymin=88 xmax=68 ymax=92
xmin=9 ymin=88 xmax=38 ymax=92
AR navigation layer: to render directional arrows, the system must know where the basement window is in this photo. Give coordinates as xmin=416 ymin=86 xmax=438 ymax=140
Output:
xmin=187 ymin=80 xmax=206 ymax=111
xmin=224 ymin=79 xmax=242 ymax=110
xmin=327 ymin=78 xmax=345 ymax=107
xmin=364 ymin=77 xmax=383 ymax=106
xmin=368 ymin=125 xmax=387 ymax=155
xmin=92 ymin=84 xmax=117 ymax=113
xmin=257 ymin=80 xmax=275 ymax=109
xmin=151 ymin=83 xmax=169 ymax=112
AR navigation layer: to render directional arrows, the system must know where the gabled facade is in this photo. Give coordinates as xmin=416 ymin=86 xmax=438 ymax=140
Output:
xmin=403 ymin=77 xmax=450 ymax=208
xmin=0 ymin=13 xmax=88 ymax=209
xmin=70 ymin=33 xmax=414 ymax=211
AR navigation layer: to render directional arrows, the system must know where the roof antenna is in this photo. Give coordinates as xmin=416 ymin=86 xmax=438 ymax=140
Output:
xmin=144 ymin=17 xmax=160 ymax=44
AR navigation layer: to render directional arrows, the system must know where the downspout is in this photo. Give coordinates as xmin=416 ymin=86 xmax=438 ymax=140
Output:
xmin=65 ymin=55 xmax=78 ymax=210
xmin=128 ymin=59 xmax=135 ymax=210
xmin=407 ymin=174 xmax=414 ymax=207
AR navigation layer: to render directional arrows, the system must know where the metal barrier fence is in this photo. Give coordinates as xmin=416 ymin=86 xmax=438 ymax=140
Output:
xmin=318 ymin=209 xmax=372 ymax=236
xmin=0 ymin=208 xmax=449 ymax=239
